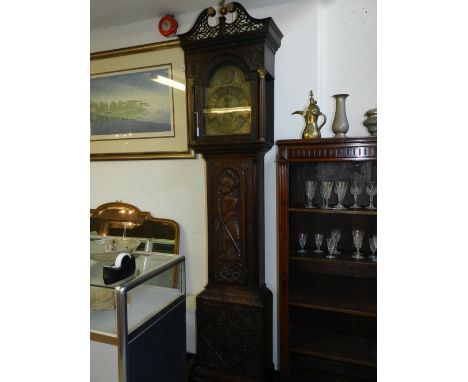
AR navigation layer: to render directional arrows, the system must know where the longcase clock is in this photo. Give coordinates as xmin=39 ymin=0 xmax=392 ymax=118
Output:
xmin=179 ymin=2 xmax=283 ymax=381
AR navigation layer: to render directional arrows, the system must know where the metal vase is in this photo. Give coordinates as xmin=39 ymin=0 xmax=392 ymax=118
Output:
xmin=331 ymin=94 xmax=349 ymax=137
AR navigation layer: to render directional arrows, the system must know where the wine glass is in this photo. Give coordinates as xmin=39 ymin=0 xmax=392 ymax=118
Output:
xmin=366 ymin=181 xmax=377 ymax=210
xmin=320 ymin=181 xmax=333 ymax=209
xmin=369 ymin=236 xmax=376 ymax=260
xmin=304 ymin=180 xmax=317 ymax=208
xmin=298 ymin=233 xmax=307 ymax=253
xmin=326 ymin=237 xmax=337 ymax=259
xmin=331 ymin=229 xmax=342 ymax=254
xmin=352 ymin=229 xmax=364 ymax=259
xmin=372 ymin=235 xmax=377 ymax=262
xmin=333 ymin=181 xmax=348 ymax=209
xmin=350 ymin=180 xmax=362 ymax=209
xmin=314 ymin=233 xmax=323 ymax=253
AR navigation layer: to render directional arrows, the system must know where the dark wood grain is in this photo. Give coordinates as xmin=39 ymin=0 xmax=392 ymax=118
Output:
xmin=290 ymin=330 xmax=377 ymax=368
xmin=289 ymin=291 xmax=376 ymax=318
xmin=289 ymin=254 xmax=377 ymax=279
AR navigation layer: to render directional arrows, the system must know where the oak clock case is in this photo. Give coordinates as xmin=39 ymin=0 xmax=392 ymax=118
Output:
xmin=179 ymin=2 xmax=282 ymax=381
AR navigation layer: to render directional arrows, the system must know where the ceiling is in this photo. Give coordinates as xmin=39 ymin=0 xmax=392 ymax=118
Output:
xmin=91 ymin=0 xmax=290 ymax=30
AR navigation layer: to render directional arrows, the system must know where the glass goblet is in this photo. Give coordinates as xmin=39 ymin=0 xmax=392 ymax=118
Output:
xmin=372 ymin=235 xmax=377 ymax=262
xmin=350 ymin=181 xmax=362 ymax=209
xmin=314 ymin=233 xmax=323 ymax=253
xmin=333 ymin=181 xmax=348 ymax=209
xmin=369 ymin=236 xmax=376 ymax=260
xmin=326 ymin=237 xmax=337 ymax=259
xmin=331 ymin=229 xmax=342 ymax=254
xmin=298 ymin=233 xmax=307 ymax=253
xmin=304 ymin=180 xmax=317 ymax=208
xmin=352 ymin=229 xmax=364 ymax=259
xmin=321 ymin=181 xmax=333 ymax=209
xmin=366 ymin=181 xmax=377 ymax=210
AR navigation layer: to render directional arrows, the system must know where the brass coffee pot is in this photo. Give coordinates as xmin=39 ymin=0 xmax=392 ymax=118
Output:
xmin=292 ymin=91 xmax=327 ymax=139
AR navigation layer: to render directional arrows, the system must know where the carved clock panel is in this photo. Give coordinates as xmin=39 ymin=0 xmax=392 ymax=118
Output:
xmin=207 ymin=160 xmax=249 ymax=286
xmin=197 ymin=299 xmax=264 ymax=377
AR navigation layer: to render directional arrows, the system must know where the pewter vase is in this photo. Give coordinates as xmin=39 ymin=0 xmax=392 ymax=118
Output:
xmin=331 ymin=94 xmax=349 ymax=137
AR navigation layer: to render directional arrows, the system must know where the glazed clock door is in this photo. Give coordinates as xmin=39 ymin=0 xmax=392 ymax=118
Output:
xmin=203 ymin=65 xmax=252 ymax=136
xmin=193 ymin=59 xmax=258 ymax=142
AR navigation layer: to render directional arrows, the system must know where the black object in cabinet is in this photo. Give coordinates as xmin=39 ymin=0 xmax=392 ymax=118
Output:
xmin=277 ymin=137 xmax=377 ymax=381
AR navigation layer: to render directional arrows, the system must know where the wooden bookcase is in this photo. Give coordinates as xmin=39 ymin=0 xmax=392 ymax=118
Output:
xmin=277 ymin=137 xmax=377 ymax=381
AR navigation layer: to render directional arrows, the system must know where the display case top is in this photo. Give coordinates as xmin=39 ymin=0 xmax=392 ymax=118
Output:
xmin=90 ymin=252 xmax=183 ymax=289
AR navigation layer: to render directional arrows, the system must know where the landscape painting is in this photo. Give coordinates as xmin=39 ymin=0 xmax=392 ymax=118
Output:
xmin=91 ymin=65 xmax=174 ymax=140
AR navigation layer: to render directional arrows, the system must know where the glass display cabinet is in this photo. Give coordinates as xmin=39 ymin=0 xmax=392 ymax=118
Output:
xmin=90 ymin=249 xmax=186 ymax=382
xmin=90 ymin=202 xmax=185 ymax=382
xmin=277 ymin=137 xmax=377 ymax=382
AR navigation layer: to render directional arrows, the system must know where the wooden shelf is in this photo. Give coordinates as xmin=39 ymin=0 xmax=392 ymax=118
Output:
xmin=290 ymin=206 xmax=377 ymax=216
xmin=290 ymin=330 xmax=377 ymax=368
xmin=289 ymin=292 xmax=377 ymax=317
xmin=290 ymin=291 xmax=376 ymax=318
xmin=290 ymin=356 xmax=377 ymax=382
xmin=290 ymin=253 xmax=377 ymax=278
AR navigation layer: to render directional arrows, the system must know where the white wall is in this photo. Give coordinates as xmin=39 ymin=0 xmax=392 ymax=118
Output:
xmin=91 ymin=0 xmax=376 ymax=366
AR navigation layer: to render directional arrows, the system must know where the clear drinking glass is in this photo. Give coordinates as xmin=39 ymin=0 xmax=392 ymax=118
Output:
xmin=314 ymin=233 xmax=323 ymax=253
xmin=333 ymin=181 xmax=348 ymax=209
xmin=352 ymin=229 xmax=364 ymax=259
xmin=372 ymin=235 xmax=377 ymax=262
xmin=320 ymin=181 xmax=333 ymax=209
xmin=326 ymin=237 xmax=337 ymax=259
xmin=331 ymin=229 xmax=342 ymax=254
xmin=298 ymin=233 xmax=307 ymax=253
xmin=350 ymin=181 xmax=362 ymax=209
xmin=366 ymin=181 xmax=377 ymax=210
xmin=304 ymin=180 xmax=317 ymax=208
xmin=369 ymin=236 xmax=376 ymax=260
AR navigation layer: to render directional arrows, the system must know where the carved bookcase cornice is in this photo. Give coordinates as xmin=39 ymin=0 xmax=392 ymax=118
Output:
xmin=277 ymin=137 xmax=377 ymax=162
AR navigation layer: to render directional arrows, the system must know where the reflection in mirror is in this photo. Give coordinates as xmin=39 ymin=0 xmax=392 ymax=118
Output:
xmin=90 ymin=201 xmax=179 ymax=254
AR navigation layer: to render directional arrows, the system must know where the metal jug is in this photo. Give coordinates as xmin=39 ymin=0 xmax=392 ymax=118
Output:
xmin=292 ymin=91 xmax=327 ymax=139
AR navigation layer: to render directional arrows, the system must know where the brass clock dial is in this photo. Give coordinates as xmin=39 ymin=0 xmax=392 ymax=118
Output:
xmin=203 ymin=65 xmax=251 ymax=136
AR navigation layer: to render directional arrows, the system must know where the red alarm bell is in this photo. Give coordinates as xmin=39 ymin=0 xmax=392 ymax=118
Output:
xmin=158 ymin=15 xmax=178 ymax=37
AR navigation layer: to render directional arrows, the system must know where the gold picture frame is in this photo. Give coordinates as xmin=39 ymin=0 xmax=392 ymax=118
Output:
xmin=90 ymin=40 xmax=194 ymax=160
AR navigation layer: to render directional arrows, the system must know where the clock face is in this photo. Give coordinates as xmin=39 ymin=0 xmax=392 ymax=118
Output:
xmin=203 ymin=66 xmax=251 ymax=136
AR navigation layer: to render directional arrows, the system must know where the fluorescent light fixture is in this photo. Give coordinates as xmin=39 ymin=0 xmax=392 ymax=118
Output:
xmin=152 ymin=75 xmax=186 ymax=91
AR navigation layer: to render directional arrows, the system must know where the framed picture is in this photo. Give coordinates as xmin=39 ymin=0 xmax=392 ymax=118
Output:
xmin=91 ymin=40 xmax=194 ymax=160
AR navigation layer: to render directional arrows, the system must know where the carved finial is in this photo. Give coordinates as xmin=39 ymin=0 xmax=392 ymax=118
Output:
xmin=207 ymin=7 xmax=216 ymax=17
xmin=219 ymin=0 xmax=227 ymax=16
